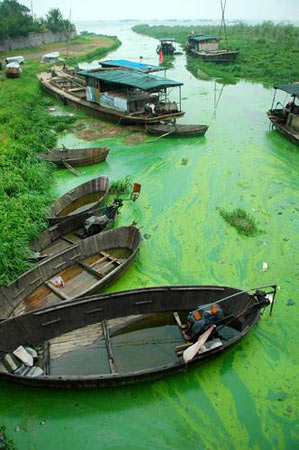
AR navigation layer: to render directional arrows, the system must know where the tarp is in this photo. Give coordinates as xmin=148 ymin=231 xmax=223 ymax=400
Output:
xmin=274 ymin=84 xmax=299 ymax=97
xmin=42 ymin=52 xmax=61 ymax=62
xmin=100 ymin=59 xmax=164 ymax=73
xmin=5 ymin=56 xmax=24 ymax=64
xmin=159 ymin=38 xmax=175 ymax=42
xmin=188 ymin=35 xmax=221 ymax=42
xmin=78 ymin=70 xmax=183 ymax=91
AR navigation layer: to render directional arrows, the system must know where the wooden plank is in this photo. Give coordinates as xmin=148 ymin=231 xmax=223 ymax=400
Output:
xmin=90 ymin=255 xmax=108 ymax=267
xmin=60 ymin=236 xmax=75 ymax=245
xmin=102 ymin=320 xmax=117 ymax=373
xmin=77 ymin=260 xmax=104 ymax=279
xmin=44 ymin=342 xmax=50 ymax=375
xmin=44 ymin=281 xmax=70 ymax=301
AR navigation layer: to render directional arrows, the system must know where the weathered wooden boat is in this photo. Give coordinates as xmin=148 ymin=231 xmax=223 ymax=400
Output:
xmin=0 ymin=226 xmax=141 ymax=319
xmin=267 ymin=84 xmax=299 ymax=145
xmin=37 ymin=69 xmax=185 ymax=126
xmin=48 ymin=176 xmax=109 ymax=225
xmin=146 ymin=123 xmax=209 ymax=137
xmin=39 ymin=147 xmax=110 ymax=167
xmin=31 ymin=199 xmax=123 ymax=260
xmin=0 ymin=284 xmax=276 ymax=388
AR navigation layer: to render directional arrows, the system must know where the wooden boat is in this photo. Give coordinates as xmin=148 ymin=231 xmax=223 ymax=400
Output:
xmin=39 ymin=147 xmax=110 ymax=167
xmin=48 ymin=176 xmax=109 ymax=225
xmin=0 ymin=226 xmax=141 ymax=319
xmin=37 ymin=69 xmax=185 ymax=126
xmin=146 ymin=123 xmax=209 ymax=137
xmin=156 ymin=38 xmax=176 ymax=55
xmin=31 ymin=200 xmax=123 ymax=260
xmin=267 ymin=84 xmax=299 ymax=145
xmin=0 ymin=284 xmax=276 ymax=388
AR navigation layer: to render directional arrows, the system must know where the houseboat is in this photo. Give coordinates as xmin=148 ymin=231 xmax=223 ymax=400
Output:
xmin=156 ymin=38 xmax=176 ymax=56
xmin=37 ymin=68 xmax=184 ymax=126
xmin=100 ymin=59 xmax=166 ymax=74
xmin=267 ymin=83 xmax=299 ymax=145
xmin=186 ymin=34 xmax=238 ymax=62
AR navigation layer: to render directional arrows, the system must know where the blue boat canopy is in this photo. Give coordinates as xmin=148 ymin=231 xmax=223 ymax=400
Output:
xmin=78 ymin=70 xmax=183 ymax=91
xmin=100 ymin=59 xmax=164 ymax=73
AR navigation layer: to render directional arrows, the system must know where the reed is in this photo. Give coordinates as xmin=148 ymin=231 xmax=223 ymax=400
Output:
xmin=219 ymin=207 xmax=260 ymax=237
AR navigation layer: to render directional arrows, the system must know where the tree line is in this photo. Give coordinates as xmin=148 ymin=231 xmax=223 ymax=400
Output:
xmin=0 ymin=0 xmax=75 ymax=40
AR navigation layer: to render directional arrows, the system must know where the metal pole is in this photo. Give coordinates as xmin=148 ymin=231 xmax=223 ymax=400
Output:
xmin=270 ymin=88 xmax=277 ymax=111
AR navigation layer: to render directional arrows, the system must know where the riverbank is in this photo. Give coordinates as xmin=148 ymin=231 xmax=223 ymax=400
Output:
xmin=0 ymin=34 xmax=121 ymax=285
xmin=133 ymin=23 xmax=299 ymax=85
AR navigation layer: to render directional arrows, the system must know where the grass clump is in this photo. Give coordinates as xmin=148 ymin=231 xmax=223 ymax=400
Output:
xmin=219 ymin=207 xmax=260 ymax=236
xmin=0 ymin=425 xmax=15 ymax=450
xmin=110 ymin=176 xmax=132 ymax=194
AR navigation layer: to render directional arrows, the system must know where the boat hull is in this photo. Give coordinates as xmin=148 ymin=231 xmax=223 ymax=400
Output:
xmin=267 ymin=111 xmax=299 ymax=145
xmin=0 ymin=285 xmax=276 ymax=388
xmin=40 ymin=147 xmax=110 ymax=167
xmin=48 ymin=176 xmax=110 ymax=224
xmin=146 ymin=124 xmax=209 ymax=137
xmin=188 ymin=48 xmax=239 ymax=62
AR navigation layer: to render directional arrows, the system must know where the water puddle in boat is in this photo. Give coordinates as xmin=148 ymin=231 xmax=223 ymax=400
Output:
xmin=49 ymin=313 xmax=185 ymax=376
xmin=58 ymin=192 xmax=105 ymax=216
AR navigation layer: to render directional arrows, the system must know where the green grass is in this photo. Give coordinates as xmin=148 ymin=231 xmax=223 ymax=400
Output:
xmin=219 ymin=207 xmax=261 ymax=237
xmin=133 ymin=22 xmax=299 ymax=85
xmin=0 ymin=35 xmax=120 ymax=286
xmin=110 ymin=176 xmax=132 ymax=194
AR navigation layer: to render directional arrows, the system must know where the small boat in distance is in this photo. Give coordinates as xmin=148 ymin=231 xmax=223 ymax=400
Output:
xmin=156 ymin=38 xmax=176 ymax=55
xmin=5 ymin=62 xmax=22 ymax=78
xmin=48 ymin=176 xmax=110 ymax=224
xmin=39 ymin=147 xmax=110 ymax=167
xmin=0 ymin=285 xmax=276 ymax=388
xmin=267 ymin=83 xmax=299 ymax=145
xmin=0 ymin=226 xmax=141 ymax=319
xmin=146 ymin=123 xmax=209 ymax=138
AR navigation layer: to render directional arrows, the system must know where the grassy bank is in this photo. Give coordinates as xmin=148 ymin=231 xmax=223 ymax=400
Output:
xmin=133 ymin=23 xmax=299 ymax=85
xmin=0 ymin=34 xmax=120 ymax=285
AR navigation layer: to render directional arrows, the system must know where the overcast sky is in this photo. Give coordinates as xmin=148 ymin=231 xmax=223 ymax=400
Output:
xmin=20 ymin=0 xmax=299 ymax=22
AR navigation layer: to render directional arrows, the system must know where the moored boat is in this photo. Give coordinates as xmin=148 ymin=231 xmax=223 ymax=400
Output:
xmin=156 ymin=38 xmax=176 ymax=55
xmin=37 ymin=68 xmax=185 ymax=126
xmin=48 ymin=176 xmax=110 ymax=224
xmin=267 ymin=83 xmax=299 ymax=145
xmin=0 ymin=284 xmax=276 ymax=388
xmin=0 ymin=226 xmax=141 ymax=319
xmin=5 ymin=62 xmax=22 ymax=78
xmin=146 ymin=123 xmax=209 ymax=137
xmin=39 ymin=147 xmax=110 ymax=167
xmin=186 ymin=34 xmax=238 ymax=62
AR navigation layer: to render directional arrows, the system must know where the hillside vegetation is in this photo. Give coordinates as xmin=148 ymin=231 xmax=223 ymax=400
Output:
xmin=133 ymin=22 xmax=299 ymax=85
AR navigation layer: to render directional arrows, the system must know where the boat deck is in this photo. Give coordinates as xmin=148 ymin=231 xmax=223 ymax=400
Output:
xmin=12 ymin=248 xmax=132 ymax=316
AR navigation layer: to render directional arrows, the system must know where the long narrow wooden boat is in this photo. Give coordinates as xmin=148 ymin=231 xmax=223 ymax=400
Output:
xmin=37 ymin=71 xmax=185 ymax=126
xmin=39 ymin=147 xmax=110 ymax=167
xmin=146 ymin=123 xmax=209 ymax=137
xmin=48 ymin=176 xmax=109 ymax=225
xmin=31 ymin=200 xmax=123 ymax=260
xmin=0 ymin=226 xmax=141 ymax=319
xmin=0 ymin=284 xmax=276 ymax=388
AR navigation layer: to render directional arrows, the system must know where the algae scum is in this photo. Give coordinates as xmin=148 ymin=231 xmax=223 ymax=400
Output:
xmin=0 ymin=22 xmax=298 ymax=450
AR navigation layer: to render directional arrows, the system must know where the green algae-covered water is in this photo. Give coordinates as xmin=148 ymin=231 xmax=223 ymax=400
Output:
xmin=0 ymin=21 xmax=298 ymax=449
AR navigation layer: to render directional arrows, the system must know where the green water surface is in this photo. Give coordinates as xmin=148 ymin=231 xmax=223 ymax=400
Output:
xmin=0 ymin=23 xmax=298 ymax=449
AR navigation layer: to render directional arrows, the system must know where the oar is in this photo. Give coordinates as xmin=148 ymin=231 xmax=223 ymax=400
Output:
xmin=146 ymin=128 xmax=175 ymax=143
xmin=183 ymin=325 xmax=216 ymax=363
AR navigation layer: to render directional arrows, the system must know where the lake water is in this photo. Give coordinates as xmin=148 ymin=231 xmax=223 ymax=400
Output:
xmin=0 ymin=21 xmax=298 ymax=450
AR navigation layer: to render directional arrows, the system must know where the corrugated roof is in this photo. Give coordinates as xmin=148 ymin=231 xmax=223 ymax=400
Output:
xmin=100 ymin=59 xmax=164 ymax=73
xmin=78 ymin=70 xmax=183 ymax=91
xmin=188 ymin=35 xmax=221 ymax=42
xmin=160 ymin=38 xmax=175 ymax=42
xmin=274 ymin=83 xmax=299 ymax=97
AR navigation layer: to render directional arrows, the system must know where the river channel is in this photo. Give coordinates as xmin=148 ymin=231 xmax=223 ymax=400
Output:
xmin=0 ymin=21 xmax=298 ymax=449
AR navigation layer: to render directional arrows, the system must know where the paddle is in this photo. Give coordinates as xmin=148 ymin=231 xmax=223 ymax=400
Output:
xmin=46 ymin=148 xmax=82 ymax=177
xmin=146 ymin=128 xmax=175 ymax=143
xmin=183 ymin=325 xmax=216 ymax=363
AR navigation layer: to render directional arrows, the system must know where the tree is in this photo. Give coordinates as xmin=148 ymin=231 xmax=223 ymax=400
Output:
xmin=0 ymin=0 xmax=34 ymax=38
xmin=46 ymin=8 xmax=64 ymax=33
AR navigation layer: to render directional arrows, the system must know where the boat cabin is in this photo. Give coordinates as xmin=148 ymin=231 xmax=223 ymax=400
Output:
xmin=157 ymin=38 xmax=176 ymax=55
xmin=268 ymin=83 xmax=299 ymax=145
xmin=78 ymin=69 xmax=183 ymax=116
xmin=187 ymin=34 xmax=222 ymax=53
